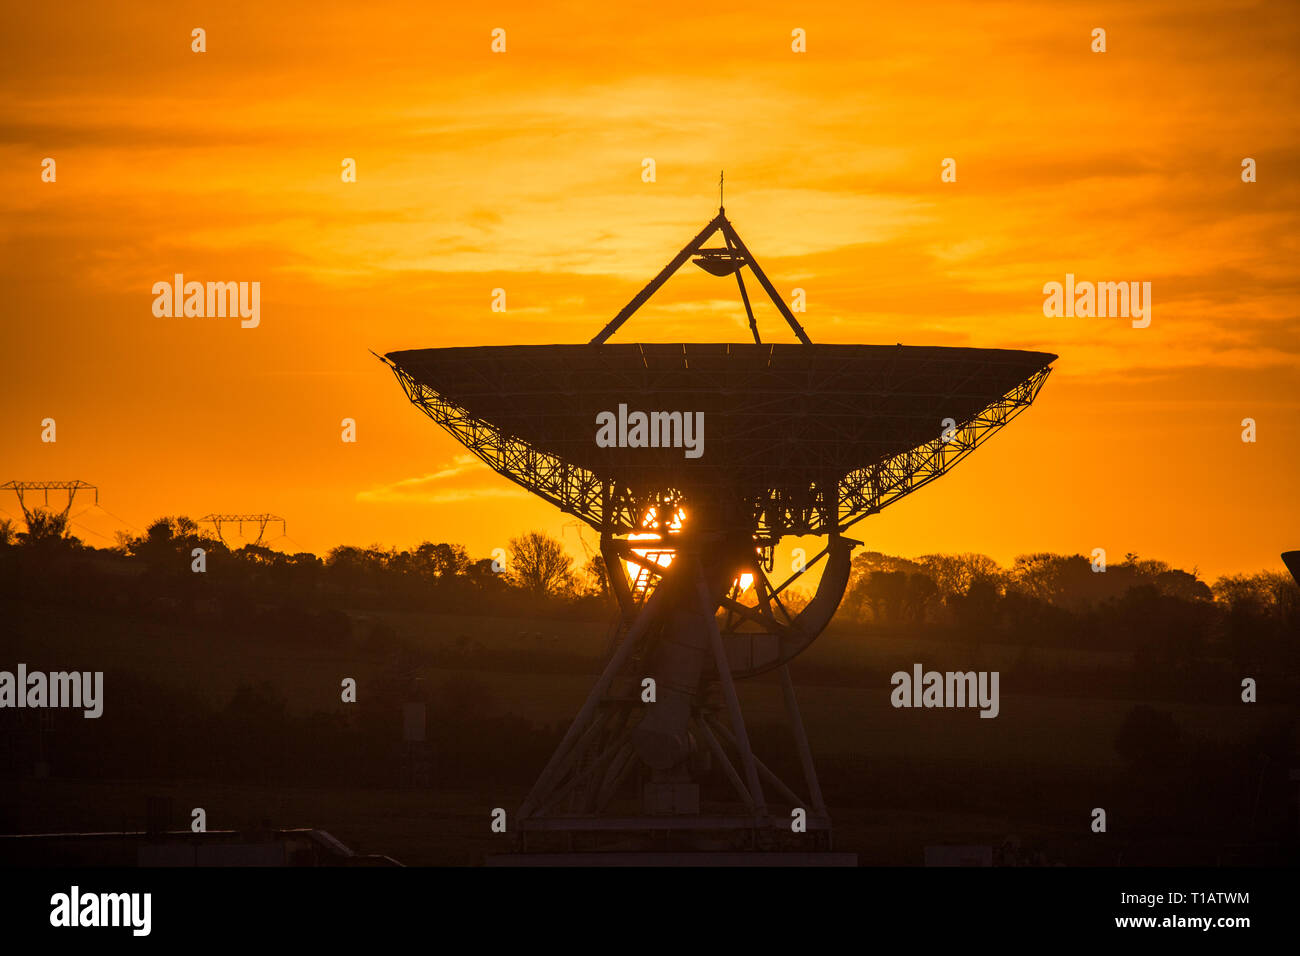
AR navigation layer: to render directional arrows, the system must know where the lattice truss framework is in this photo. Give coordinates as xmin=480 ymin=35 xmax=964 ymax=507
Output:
xmin=388 ymin=362 xmax=1053 ymax=540
xmin=198 ymin=513 xmax=286 ymax=546
xmin=0 ymin=480 xmax=98 ymax=522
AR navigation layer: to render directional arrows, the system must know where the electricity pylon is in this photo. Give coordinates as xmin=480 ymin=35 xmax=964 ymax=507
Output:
xmin=1 ymin=480 xmax=98 ymax=526
xmin=199 ymin=513 xmax=285 ymax=547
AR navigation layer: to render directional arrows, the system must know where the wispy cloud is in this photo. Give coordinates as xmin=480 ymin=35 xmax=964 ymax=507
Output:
xmin=357 ymin=456 xmax=530 ymax=504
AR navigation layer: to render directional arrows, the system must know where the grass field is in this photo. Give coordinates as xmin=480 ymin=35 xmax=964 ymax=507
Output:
xmin=4 ymin=598 xmax=1293 ymax=865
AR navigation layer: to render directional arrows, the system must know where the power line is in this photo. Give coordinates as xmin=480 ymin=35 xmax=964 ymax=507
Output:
xmin=93 ymin=504 xmax=144 ymax=534
xmin=69 ymin=520 xmax=115 ymax=543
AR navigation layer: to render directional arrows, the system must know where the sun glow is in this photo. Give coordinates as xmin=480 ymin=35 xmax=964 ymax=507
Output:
xmin=624 ymin=506 xmax=683 ymax=583
xmin=622 ymin=506 xmax=753 ymax=595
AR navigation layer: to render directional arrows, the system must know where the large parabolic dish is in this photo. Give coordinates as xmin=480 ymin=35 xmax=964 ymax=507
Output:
xmin=385 ymin=343 xmax=1054 ymax=539
xmin=378 ymin=205 xmax=1057 ymax=858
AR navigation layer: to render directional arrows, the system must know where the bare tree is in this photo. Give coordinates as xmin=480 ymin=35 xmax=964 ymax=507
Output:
xmin=917 ymin=552 xmax=1002 ymax=600
xmin=509 ymin=531 xmax=575 ymax=595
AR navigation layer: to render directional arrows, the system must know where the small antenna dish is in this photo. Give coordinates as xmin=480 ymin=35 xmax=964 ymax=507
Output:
xmin=691 ymin=247 xmax=746 ymax=276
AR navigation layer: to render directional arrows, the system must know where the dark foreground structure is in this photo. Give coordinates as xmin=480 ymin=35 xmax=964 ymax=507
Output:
xmin=380 ymin=203 xmax=1056 ymax=863
xmin=0 ymin=829 xmax=401 ymax=867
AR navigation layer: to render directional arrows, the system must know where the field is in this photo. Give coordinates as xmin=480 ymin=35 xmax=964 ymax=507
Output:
xmin=4 ymin=597 xmax=1292 ymax=864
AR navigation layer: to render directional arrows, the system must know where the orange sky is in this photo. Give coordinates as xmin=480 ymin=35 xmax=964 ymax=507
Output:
xmin=1 ymin=0 xmax=1297 ymax=580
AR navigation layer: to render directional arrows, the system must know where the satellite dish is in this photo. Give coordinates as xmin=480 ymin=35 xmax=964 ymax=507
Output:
xmin=379 ymin=203 xmax=1056 ymax=858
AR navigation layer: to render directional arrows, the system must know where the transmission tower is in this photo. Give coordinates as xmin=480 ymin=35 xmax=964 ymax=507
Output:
xmin=1 ymin=480 xmax=98 ymax=526
xmin=199 ymin=513 xmax=286 ymax=547
xmin=563 ymin=520 xmax=596 ymax=561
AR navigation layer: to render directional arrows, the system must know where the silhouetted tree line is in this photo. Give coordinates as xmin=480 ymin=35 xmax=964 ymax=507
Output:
xmin=843 ymin=550 xmax=1298 ymax=671
xmin=1 ymin=513 xmax=1295 ymax=673
xmin=0 ymin=512 xmax=612 ymax=624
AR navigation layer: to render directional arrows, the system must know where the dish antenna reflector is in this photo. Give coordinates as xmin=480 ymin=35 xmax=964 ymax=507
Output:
xmin=379 ymin=196 xmax=1056 ymax=859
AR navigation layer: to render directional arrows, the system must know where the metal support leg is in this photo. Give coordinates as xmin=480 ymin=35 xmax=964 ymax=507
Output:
xmin=519 ymin=575 xmax=670 ymax=819
xmin=780 ymin=665 xmax=827 ymax=816
xmin=696 ymin=562 xmax=767 ymax=818
xmin=694 ymin=716 xmax=754 ymax=808
xmin=705 ymin=714 xmax=808 ymax=811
